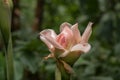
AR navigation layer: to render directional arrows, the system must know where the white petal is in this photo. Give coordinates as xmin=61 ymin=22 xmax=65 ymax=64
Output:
xmin=45 ymin=35 xmax=65 ymax=50
xmin=81 ymin=22 xmax=93 ymax=43
xmin=40 ymin=29 xmax=57 ymax=39
xmin=40 ymin=29 xmax=65 ymax=50
xmin=60 ymin=22 xmax=72 ymax=32
xmin=40 ymin=36 xmax=54 ymax=52
xmin=71 ymin=43 xmax=91 ymax=53
xmin=71 ymin=23 xmax=81 ymax=43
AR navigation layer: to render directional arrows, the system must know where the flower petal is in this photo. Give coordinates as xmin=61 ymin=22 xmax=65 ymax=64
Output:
xmin=45 ymin=36 xmax=65 ymax=50
xmin=57 ymin=25 xmax=73 ymax=49
xmin=40 ymin=29 xmax=65 ymax=50
xmin=71 ymin=23 xmax=81 ymax=43
xmin=71 ymin=43 xmax=91 ymax=53
xmin=40 ymin=29 xmax=57 ymax=52
xmin=40 ymin=36 xmax=55 ymax=52
xmin=60 ymin=22 xmax=72 ymax=32
xmin=81 ymin=22 xmax=93 ymax=43
xmin=40 ymin=29 xmax=57 ymax=39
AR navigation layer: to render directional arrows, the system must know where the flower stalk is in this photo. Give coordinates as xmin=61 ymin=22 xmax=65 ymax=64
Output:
xmin=56 ymin=60 xmax=71 ymax=80
xmin=55 ymin=65 xmax=61 ymax=80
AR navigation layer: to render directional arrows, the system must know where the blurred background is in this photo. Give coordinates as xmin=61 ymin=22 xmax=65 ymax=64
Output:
xmin=0 ymin=0 xmax=120 ymax=80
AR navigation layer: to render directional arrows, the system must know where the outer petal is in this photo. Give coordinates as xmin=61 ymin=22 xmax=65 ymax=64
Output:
xmin=59 ymin=43 xmax=91 ymax=58
xmin=40 ymin=29 xmax=57 ymax=39
xmin=60 ymin=43 xmax=91 ymax=65
xmin=60 ymin=22 xmax=72 ymax=32
xmin=40 ymin=36 xmax=54 ymax=52
xmin=81 ymin=22 xmax=93 ymax=43
xmin=71 ymin=23 xmax=81 ymax=43
xmin=71 ymin=43 xmax=91 ymax=53
xmin=40 ymin=29 xmax=65 ymax=51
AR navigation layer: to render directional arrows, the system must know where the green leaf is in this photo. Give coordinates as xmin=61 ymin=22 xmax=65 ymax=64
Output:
xmin=0 ymin=0 xmax=14 ymax=80
xmin=0 ymin=53 xmax=5 ymax=80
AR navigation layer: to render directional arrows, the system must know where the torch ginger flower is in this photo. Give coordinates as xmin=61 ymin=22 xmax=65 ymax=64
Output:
xmin=39 ymin=22 xmax=93 ymax=73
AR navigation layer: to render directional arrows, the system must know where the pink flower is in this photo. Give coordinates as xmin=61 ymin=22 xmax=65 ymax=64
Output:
xmin=39 ymin=22 xmax=93 ymax=65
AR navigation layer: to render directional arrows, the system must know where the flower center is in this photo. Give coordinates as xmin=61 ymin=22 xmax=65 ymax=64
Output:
xmin=56 ymin=34 xmax=67 ymax=48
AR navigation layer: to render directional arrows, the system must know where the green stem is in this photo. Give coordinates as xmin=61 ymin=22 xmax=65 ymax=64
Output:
xmin=55 ymin=66 xmax=61 ymax=80
xmin=56 ymin=61 xmax=71 ymax=80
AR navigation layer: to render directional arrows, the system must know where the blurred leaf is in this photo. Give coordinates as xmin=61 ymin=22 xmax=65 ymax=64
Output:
xmin=20 ymin=52 xmax=40 ymax=73
xmin=14 ymin=60 xmax=23 ymax=80
xmin=90 ymin=76 xmax=113 ymax=80
xmin=114 ymin=43 xmax=120 ymax=56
